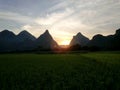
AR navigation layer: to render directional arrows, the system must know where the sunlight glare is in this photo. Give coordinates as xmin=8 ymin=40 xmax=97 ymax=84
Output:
xmin=60 ymin=40 xmax=70 ymax=45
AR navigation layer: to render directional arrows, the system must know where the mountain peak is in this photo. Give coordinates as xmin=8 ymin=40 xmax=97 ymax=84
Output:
xmin=36 ymin=30 xmax=58 ymax=49
xmin=44 ymin=30 xmax=50 ymax=35
xmin=70 ymin=32 xmax=89 ymax=46
xmin=1 ymin=29 xmax=12 ymax=33
xmin=40 ymin=30 xmax=52 ymax=38
xmin=115 ymin=28 xmax=120 ymax=36
xmin=93 ymin=34 xmax=103 ymax=37
xmin=45 ymin=30 xmax=49 ymax=32
xmin=0 ymin=29 xmax=16 ymax=37
xmin=19 ymin=30 xmax=30 ymax=35
xmin=76 ymin=32 xmax=82 ymax=36
xmin=38 ymin=30 xmax=52 ymax=40
xmin=17 ymin=30 xmax=36 ymax=41
xmin=21 ymin=30 xmax=28 ymax=33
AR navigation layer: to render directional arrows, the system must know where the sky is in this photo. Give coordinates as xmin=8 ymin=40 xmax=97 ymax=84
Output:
xmin=0 ymin=0 xmax=120 ymax=45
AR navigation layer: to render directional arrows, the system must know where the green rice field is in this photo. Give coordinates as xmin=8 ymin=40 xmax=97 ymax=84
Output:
xmin=0 ymin=52 xmax=120 ymax=90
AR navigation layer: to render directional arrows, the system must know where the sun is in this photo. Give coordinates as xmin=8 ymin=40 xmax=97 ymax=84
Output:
xmin=60 ymin=40 xmax=70 ymax=45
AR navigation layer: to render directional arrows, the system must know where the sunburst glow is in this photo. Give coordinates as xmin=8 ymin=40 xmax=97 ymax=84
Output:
xmin=60 ymin=40 xmax=70 ymax=45
xmin=0 ymin=0 xmax=119 ymax=46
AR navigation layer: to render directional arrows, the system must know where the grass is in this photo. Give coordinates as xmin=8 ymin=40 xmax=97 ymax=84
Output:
xmin=0 ymin=52 xmax=120 ymax=90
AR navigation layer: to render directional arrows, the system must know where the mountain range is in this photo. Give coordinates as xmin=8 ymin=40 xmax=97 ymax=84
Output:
xmin=0 ymin=30 xmax=58 ymax=52
xmin=87 ymin=28 xmax=120 ymax=50
xmin=70 ymin=28 xmax=120 ymax=50
xmin=0 ymin=28 xmax=120 ymax=52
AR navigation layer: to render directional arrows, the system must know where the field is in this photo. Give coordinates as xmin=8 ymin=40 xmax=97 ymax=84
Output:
xmin=0 ymin=52 xmax=120 ymax=90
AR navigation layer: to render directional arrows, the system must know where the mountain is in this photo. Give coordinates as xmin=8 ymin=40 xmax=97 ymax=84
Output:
xmin=112 ymin=28 xmax=120 ymax=50
xmin=16 ymin=30 xmax=36 ymax=51
xmin=115 ymin=28 xmax=120 ymax=36
xmin=0 ymin=28 xmax=120 ymax=52
xmin=17 ymin=30 xmax=36 ymax=42
xmin=88 ymin=28 xmax=120 ymax=50
xmin=35 ymin=30 xmax=59 ymax=50
xmin=70 ymin=32 xmax=89 ymax=46
xmin=0 ymin=30 xmax=36 ymax=52
xmin=0 ymin=30 xmax=16 ymax=52
xmin=0 ymin=29 xmax=59 ymax=52
xmin=0 ymin=29 xmax=15 ymax=37
xmin=87 ymin=34 xmax=107 ymax=48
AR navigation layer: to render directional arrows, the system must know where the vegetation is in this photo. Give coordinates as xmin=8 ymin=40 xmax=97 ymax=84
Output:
xmin=0 ymin=52 xmax=120 ymax=89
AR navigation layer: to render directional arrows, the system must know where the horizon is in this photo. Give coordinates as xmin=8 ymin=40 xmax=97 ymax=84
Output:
xmin=0 ymin=28 xmax=119 ymax=46
xmin=0 ymin=0 xmax=120 ymax=45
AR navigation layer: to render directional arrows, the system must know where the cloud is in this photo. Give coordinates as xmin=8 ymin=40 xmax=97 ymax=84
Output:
xmin=22 ymin=8 xmax=93 ymax=44
xmin=0 ymin=0 xmax=120 ymax=44
xmin=0 ymin=11 xmax=35 ymax=24
xmin=35 ymin=8 xmax=74 ymax=25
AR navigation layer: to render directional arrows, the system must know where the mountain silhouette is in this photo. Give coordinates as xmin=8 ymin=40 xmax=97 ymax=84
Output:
xmin=0 ymin=30 xmax=17 ymax=52
xmin=0 ymin=28 xmax=120 ymax=52
xmin=70 ymin=32 xmax=89 ymax=46
xmin=87 ymin=34 xmax=106 ymax=48
xmin=0 ymin=30 xmax=37 ymax=52
xmin=0 ymin=29 xmax=59 ymax=52
xmin=112 ymin=28 xmax=120 ymax=50
xmin=17 ymin=30 xmax=36 ymax=42
xmin=35 ymin=30 xmax=59 ymax=50
xmin=87 ymin=28 xmax=120 ymax=50
xmin=115 ymin=28 xmax=120 ymax=36
xmin=0 ymin=30 xmax=16 ymax=38
xmin=16 ymin=30 xmax=36 ymax=51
